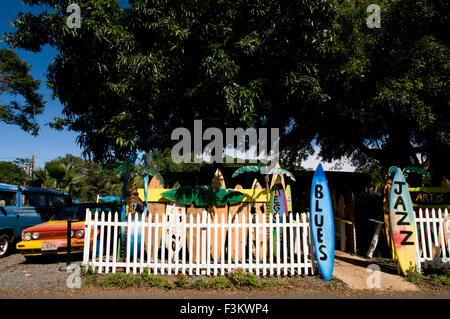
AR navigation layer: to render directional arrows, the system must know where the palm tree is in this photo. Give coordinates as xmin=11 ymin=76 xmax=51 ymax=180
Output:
xmin=232 ymin=162 xmax=296 ymax=256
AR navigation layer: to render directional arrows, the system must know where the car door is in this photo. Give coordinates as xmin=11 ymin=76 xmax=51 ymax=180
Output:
xmin=0 ymin=190 xmax=21 ymax=238
xmin=19 ymin=192 xmax=47 ymax=233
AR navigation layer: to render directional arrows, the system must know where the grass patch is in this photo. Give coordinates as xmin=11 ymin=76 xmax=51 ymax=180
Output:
xmin=406 ymin=268 xmax=450 ymax=289
xmin=228 ymin=268 xmax=260 ymax=287
xmin=175 ymin=274 xmax=188 ymax=288
xmin=81 ymin=265 xmax=98 ymax=287
xmin=191 ymin=279 xmax=208 ymax=290
xmin=262 ymin=280 xmax=284 ymax=288
xmin=140 ymin=272 xmax=166 ymax=288
xmin=98 ymin=273 xmax=140 ymax=289
xmin=208 ymin=276 xmax=232 ymax=289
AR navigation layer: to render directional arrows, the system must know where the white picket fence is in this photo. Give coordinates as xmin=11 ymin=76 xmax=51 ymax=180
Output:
xmin=82 ymin=207 xmax=450 ymax=275
xmin=82 ymin=209 xmax=315 ymax=275
xmin=415 ymin=208 xmax=450 ymax=270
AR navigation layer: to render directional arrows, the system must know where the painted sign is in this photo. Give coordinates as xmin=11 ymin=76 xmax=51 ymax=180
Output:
xmin=270 ymin=174 xmax=288 ymax=257
xmin=408 ymin=187 xmax=450 ymax=208
xmin=310 ymin=164 xmax=335 ymax=282
xmin=389 ymin=167 xmax=417 ymax=275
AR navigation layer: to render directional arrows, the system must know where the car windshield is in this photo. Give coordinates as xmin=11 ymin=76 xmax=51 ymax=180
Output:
xmin=54 ymin=206 xmax=114 ymax=221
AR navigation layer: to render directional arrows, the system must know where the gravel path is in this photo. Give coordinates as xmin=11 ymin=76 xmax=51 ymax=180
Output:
xmin=0 ymin=252 xmax=82 ymax=292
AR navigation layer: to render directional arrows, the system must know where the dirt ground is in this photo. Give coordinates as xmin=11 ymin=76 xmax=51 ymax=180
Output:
xmin=0 ymin=251 xmax=449 ymax=299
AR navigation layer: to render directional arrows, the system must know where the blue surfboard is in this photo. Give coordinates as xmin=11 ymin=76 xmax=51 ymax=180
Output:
xmin=310 ymin=163 xmax=335 ymax=281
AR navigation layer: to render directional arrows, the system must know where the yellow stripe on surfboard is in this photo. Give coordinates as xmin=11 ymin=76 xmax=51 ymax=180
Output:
xmin=137 ymin=188 xmax=268 ymax=203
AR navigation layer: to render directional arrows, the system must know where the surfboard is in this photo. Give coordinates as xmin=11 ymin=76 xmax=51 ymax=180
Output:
xmin=208 ymin=168 xmax=227 ymax=261
xmin=228 ymin=184 xmax=248 ymax=262
xmin=128 ymin=204 xmax=143 ymax=258
xmin=310 ymin=163 xmax=335 ymax=282
xmin=270 ymin=174 xmax=289 ymax=258
xmin=251 ymin=179 xmax=265 ymax=262
xmin=185 ymin=204 xmax=204 ymax=263
xmin=383 ymin=181 xmax=397 ymax=259
xmin=345 ymin=191 xmax=356 ymax=254
xmin=144 ymin=176 xmax=165 ymax=262
xmin=286 ymin=185 xmax=292 ymax=213
xmin=389 ymin=167 xmax=417 ymax=275
xmin=164 ymin=203 xmax=185 ymax=262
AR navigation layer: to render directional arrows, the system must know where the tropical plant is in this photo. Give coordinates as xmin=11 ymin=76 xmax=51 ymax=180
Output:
xmin=161 ymin=185 xmax=243 ymax=206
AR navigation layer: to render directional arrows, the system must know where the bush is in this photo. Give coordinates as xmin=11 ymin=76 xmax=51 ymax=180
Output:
xmin=81 ymin=265 xmax=97 ymax=287
xmin=430 ymin=274 xmax=450 ymax=287
xmin=98 ymin=273 xmax=140 ymax=288
xmin=175 ymin=274 xmax=188 ymax=288
xmin=164 ymin=278 xmax=175 ymax=289
xmin=191 ymin=279 xmax=207 ymax=290
xmin=140 ymin=273 xmax=166 ymax=288
xmin=208 ymin=276 xmax=232 ymax=289
xmin=406 ymin=267 xmax=450 ymax=288
xmin=227 ymin=268 xmax=260 ymax=287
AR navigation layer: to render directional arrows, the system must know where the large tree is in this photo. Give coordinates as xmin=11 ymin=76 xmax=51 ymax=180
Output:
xmin=34 ymin=154 xmax=123 ymax=201
xmin=310 ymin=0 xmax=449 ymax=182
xmin=0 ymin=48 xmax=45 ymax=135
xmin=4 ymin=0 xmax=334 ymax=160
xmin=0 ymin=161 xmax=28 ymax=184
xmin=4 ymin=0 xmax=449 ymax=182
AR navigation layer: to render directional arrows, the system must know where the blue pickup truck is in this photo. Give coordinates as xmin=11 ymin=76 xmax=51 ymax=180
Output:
xmin=0 ymin=183 xmax=71 ymax=258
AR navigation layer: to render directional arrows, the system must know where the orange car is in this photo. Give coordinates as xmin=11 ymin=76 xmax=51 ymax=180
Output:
xmin=16 ymin=203 xmax=120 ymax=260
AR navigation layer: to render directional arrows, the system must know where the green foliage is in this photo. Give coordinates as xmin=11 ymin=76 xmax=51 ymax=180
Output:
xmin=82 ymin=265 xmax=98 ymax=287
xmin=357 ymin=163 xmax=386 ymax=193
xmin=208 ymin=276 xmax=232 ymax=289
xmin=139 ymin=270 xmax=163 ymax=287
xmin=191 ymin=279 xmax=208 ymax=290
xmin=0 ymin=161 xmax=28 ymax=184
xmin=227 ymin=268 xmax=260 ymax=287
xmin=175 ymin=274 xmax=188 ymax=288
xmin=33 ymin=154 xmax=122 ymax=201
xmin=98 ymin=272 xmax=141 ymax=288
xmin=0 ymin=48 xmax=44 ymax=135
xmin=406 ymin=267 xmax=450 ymax=288
xmin=315 ymin=0 xmax=450 ymax=181
xmin=161 ymin=186 xmax=243 ymax=206
xmin=4 ymin=0 xmax=335 ymax=162
xmin=3 ymin=0 xmax=448 ymax=182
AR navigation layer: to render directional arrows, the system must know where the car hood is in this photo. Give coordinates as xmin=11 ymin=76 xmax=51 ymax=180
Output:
xmin=24 ymin=220 xmax=84 ymax=232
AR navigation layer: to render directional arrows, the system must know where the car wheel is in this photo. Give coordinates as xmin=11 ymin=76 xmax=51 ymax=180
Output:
xmin=0 ymin=234 xmax=11 ymax=258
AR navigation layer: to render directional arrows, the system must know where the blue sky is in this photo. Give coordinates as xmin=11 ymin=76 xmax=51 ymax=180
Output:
xmin=0 ymin=1 xmax=131 ymax=168
xmin=0 ymin=1 xmax=82 ymax=167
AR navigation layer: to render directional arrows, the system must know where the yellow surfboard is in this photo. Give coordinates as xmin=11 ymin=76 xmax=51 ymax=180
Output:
xmin=389 ymin=168 xmax=417 ymax=275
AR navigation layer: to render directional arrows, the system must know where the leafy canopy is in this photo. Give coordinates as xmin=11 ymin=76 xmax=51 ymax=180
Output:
xmin=4 ymin=0 xmax=335 ymax=162
xmin=4 ymin=0 xmax=449 ymax=183
xmin=0 ymin=48 xmax=45 ymax=135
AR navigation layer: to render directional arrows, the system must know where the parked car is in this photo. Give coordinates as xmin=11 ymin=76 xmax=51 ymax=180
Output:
xmin=16 ymin=203 xmax=120 ymax=259
xmin=0 ymin=183 xmax=71 ymax=258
